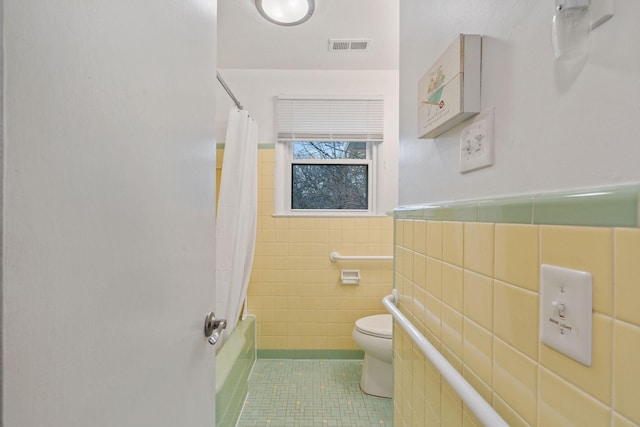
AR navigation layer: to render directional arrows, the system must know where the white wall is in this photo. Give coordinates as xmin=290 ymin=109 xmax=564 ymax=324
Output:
xmin=399 ymin=0 xmax=640 ymax=205
xmin=216 ymin=68 xmax=400 ymax=213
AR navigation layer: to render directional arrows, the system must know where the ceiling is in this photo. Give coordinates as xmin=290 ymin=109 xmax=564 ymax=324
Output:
xmin=217 ymin=0 xmax=399 ymax=70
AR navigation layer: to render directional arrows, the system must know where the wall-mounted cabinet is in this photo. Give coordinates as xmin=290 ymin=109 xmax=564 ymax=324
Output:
xmin=417 ymin=34 xmax=482 ymax=139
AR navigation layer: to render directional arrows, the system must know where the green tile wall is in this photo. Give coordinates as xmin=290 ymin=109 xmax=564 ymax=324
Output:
xmin=395 ymin=185 xmax=640 ymax=228
xmin=216 ymin=315 xmax=257 ymax=427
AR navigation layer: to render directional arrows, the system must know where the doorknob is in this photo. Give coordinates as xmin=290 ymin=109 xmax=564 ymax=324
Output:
xmin=204 ymin=311 xmax=227 ymax=345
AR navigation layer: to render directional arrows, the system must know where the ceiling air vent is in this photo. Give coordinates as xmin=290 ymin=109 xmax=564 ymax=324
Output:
xmin=328 ymin=39 xmax=371 ymax=52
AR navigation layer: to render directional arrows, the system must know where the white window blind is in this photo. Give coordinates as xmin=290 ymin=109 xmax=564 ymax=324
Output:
xmin=277 ymin=96 xmax=384 ymax=142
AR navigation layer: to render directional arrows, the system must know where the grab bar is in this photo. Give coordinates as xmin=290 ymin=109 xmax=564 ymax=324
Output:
xmin=329 ymin=251 xmax=393 ymax=262
xmin=383 ymin=293 xmax=509 ymax=427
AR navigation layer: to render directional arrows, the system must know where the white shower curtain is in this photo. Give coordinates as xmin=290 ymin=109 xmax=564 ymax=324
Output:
xmin=215 ymin=107 xmax=258 ymax=346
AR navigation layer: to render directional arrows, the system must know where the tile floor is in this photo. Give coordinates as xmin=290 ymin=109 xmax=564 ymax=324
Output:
xmin=237 ymin=359 xmax=393 ymax=427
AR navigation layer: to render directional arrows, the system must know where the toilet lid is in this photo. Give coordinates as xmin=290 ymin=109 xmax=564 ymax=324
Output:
xmin=355 ymin=314 xmax=392 ymax=338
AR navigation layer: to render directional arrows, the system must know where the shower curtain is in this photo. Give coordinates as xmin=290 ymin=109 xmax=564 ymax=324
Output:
xmin=215 ymin=107 xmax=258 ymax=346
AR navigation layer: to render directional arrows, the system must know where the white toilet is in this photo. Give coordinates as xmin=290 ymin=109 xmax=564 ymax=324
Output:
xmin=352 ymin=314 xmax=393 ymax=398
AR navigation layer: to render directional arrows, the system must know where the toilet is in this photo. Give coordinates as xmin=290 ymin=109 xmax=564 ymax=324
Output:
xmin=352 ymin=314 xmax=393 ymax=398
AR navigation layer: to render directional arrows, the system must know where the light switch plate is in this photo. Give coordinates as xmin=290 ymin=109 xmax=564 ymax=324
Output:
xmin=459 ymin=110 xmax=493 ymax=173
xmin=540 ymin=264 xmax=592 ymax=366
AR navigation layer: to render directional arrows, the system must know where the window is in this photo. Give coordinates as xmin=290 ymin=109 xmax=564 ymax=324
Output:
xmin=290 ymin=141 xmax=371 ymax=210
xmin=275 ymin=97 xmax=384 ymax=216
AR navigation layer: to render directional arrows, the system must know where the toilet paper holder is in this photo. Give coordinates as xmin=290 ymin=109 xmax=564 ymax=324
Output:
xmin=340 ymin=269 xmax=360 ymax=285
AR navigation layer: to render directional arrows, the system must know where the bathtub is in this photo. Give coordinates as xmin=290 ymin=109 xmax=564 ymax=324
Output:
xmin=215 ymin=315 xmax=256 ymax=427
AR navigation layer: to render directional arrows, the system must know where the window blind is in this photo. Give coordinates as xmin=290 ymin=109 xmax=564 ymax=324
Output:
xmin=277 ymin=97 xmax=384 ymax=142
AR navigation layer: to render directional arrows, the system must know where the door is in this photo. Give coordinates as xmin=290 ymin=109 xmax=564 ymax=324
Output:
xmin=2 ymin=1 xmax=218 ymax=426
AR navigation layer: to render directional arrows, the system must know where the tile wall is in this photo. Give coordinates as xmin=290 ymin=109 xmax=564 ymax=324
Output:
xmin=393 ymin=216 xmax=640 ymax=427
xmin=217 ymin=148 xmax=394 ymax=357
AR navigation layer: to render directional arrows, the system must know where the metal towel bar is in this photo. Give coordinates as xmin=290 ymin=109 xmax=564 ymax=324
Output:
xmin=383 ymin=292 xmax=509 ymax=427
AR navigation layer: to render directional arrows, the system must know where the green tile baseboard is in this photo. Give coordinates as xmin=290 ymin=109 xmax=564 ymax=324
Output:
xmin=394 ymin=184 xmax=640 ymax=228
xmin=257 ymin=349 xmax=364 ymax=360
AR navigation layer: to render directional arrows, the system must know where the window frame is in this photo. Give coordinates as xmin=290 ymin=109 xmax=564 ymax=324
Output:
xmin=275 ymin=140 xmax=380 ymax=217
xmin=283 ymin=140 xmax=376 ymax=215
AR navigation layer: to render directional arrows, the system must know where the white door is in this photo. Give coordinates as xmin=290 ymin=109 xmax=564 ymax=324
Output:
xmin=2 ymin=1 xmax=219 ymax=426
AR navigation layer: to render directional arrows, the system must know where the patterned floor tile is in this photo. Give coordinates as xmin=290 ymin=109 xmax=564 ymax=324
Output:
xmin=236 ymin=360 xmax=393 ymax=427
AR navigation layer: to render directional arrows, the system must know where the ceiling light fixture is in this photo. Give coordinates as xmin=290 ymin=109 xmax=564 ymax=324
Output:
xmin=255 ymin=0 xmax=315 ymax=26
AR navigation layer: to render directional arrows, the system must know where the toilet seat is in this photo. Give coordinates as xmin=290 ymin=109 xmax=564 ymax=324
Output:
xmin=354 ymin=314 xmax=392 ymax=339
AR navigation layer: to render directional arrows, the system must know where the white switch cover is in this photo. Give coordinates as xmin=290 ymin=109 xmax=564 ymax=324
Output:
xmin=459 ymin=110 xmax=493 ymax=173
xmin=540 ymin=264 xmax=592 ymax=366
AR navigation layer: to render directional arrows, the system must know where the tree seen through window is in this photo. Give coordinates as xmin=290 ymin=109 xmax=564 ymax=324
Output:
xmin=291 ymin=142 xmax=369 ymax=210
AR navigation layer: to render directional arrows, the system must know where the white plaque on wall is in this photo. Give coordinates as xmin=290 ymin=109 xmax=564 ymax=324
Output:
xmin=417 ymin=34 xmax=482 ymax=139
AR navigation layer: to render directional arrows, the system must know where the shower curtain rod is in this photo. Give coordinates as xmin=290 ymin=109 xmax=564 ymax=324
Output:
xmin=217 ymin=72 xmax=243 ymax=110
